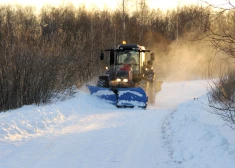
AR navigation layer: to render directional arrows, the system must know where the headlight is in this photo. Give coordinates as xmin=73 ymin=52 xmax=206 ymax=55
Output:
xmin=123 ymin=79 xmax=128 ymax=82
xmin=116 ymin=78 xmax=121 ymax=82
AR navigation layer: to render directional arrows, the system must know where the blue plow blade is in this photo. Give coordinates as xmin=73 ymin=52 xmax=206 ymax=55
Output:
xmin=116 ymin=87 xmax=147 ymax=108
xmin=86 ymin=85 xmax=117 ymax=105
xmin=86 ymin=85 xmax=147 ymax=108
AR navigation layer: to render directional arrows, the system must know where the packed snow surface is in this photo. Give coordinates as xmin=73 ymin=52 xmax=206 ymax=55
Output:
xmin=0 ymin=80 xmax=234 ymax=168
xmin=92 ymin=89 xmax=115 ymax=96
xmin=116 ymin=100 xmax=146 ymax=107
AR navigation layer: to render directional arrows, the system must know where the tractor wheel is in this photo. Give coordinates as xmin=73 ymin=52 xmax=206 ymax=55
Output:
xmin=147 ymin=82 xmax=155 ymax=104
xmin=97 ymin=76 xmax=109 ymax=88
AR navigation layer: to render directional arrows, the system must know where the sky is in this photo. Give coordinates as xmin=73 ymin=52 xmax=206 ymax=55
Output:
xmin=0 ymin=0 xmax=226 ymax=11
xmin=0 ymin=0 xmax=235 ymax=11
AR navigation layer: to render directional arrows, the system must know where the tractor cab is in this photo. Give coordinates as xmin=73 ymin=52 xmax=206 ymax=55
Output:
xmin=100 ymin=43 xmax=155 ymax=85
xmin=115 ymin=44 xmax=146 ymax=74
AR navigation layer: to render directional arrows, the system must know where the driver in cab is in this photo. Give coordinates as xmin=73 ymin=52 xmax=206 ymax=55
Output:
xmin=124 ymin=52 xmax=137 ymax=65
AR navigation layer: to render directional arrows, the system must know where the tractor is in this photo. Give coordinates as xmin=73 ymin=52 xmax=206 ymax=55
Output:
xmin=87 ymin=42 xmax=156 ymax=108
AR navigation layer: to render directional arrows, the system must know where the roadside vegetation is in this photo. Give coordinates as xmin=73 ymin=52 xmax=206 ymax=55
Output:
xmin=204 ymin=1 xmax=235 ymax=129
xmin=0 ymin=0 xmax=234 ymax=123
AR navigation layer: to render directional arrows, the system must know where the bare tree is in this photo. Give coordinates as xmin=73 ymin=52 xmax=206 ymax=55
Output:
xmin=202 ymin=0 xmax=235 ymax=128
xmin=207 ymin=61 xmax=235 ymax=128
xmin=200 ymin=0 xmax=235 ymax=57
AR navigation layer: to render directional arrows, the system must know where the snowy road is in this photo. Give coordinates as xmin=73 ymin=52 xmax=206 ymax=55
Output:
xmin=1 ymin=108 xmax=173 ymax=168
xmin=31 ymin=109 xmax=172 ymax=168
xmin=2 ymin=80 xmax=234 ymax=168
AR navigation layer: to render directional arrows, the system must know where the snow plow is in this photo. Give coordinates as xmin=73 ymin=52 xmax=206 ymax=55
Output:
xmin=87 ymin=42 xmax=157 ymax=109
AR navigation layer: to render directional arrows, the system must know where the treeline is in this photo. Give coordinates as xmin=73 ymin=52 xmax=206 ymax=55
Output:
xmin=0 ymin=3 xmax=232 ymax=111
xmin=203 ymin=2 xmax=235 ymax=128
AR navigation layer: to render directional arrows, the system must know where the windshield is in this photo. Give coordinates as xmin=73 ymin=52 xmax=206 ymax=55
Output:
xmin=116 ymin=51 xmax=139 ymax=65
xmin=116 ymin=51 xmax=140 ymax=73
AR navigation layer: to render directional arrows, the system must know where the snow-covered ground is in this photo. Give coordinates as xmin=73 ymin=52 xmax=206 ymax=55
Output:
xmin=0 ymin=80 xmax=234 ymax=168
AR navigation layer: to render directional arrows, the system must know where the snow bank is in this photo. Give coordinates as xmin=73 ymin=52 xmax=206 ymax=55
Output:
xmin=163 ymin=96 xmax=235 ymax=168
xmin=0 ymin=104 xmax=70 ymax=142
xmin=0 ymin=90 xmax=114 ymax=142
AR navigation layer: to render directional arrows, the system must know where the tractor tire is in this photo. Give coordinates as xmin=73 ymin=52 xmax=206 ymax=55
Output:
xmin=147 ymin=71 xmax=154 ymax=83
xmin=147 ymin=83 xmax=155 ymax=104
xmin=97 ymin=76 xmax=109 ymax=88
